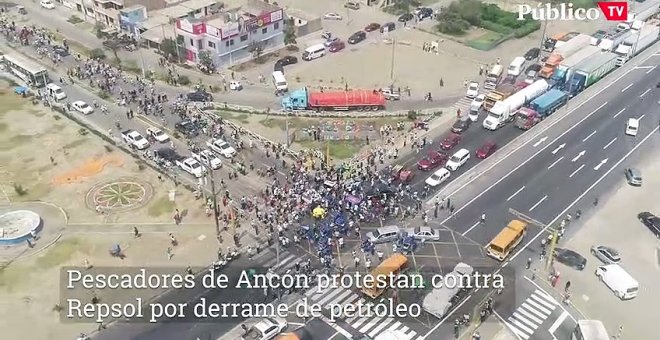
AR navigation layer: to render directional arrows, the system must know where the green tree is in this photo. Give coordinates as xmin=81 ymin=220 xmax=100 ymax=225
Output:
xmin=283 ymin=19 xmax=297 ymax=47
xmin=198 ymin=50 xmax=214 ymax=69
xmin=102 ymin=39 xmax=121 ymax=63
xmin=248 ymin=41 xmax=265 ymax=62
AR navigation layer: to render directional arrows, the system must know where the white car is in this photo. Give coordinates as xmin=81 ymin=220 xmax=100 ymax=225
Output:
xmin=192 ymin=149 xmax=222 ymax=170
xmin=207 ymin=138 xmax=237 ymax=158
xmin=466 ymin=81 xmax=480 ymax=98
xmin=229 ymin=80 xmax=243 ymax=91
xmin=241 ymin=317 xmax=287 ymax=340
xmin=323 ymin=12 xmax=343 ymax=20
xmin=471 ymin=94 xmax=485 ymax=109
xmin=625 ymin=118 xmax=638 ymax=136
xmin=40 ymin=0 xmax=55 ymax=9
xmin=405 ymin=226 xmax=441 ymax=241
xmin=425 ymin=168 xmax=451 ymax=187
xmin=72 ymin=100 xmax=93 ymax=114
xmin=146 ymin=127 xmax=170 ymax=143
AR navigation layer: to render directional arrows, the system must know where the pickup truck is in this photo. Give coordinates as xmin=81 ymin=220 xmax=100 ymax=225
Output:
xmin=191 ymin=149 xmax=222 ymax=170
xmin=146 ymin=127 xmax=170 ymax=143
xmin=176 ymin=157 xmax=205 ymax=178
xmin=207 ymin=138 xmax=237 ymax=158
xmin=121 ymin=130 xmax=150 ymax=150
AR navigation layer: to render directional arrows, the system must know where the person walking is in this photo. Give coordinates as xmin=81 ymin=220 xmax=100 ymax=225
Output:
xmin=133 ymin=226 xmax=140 ymax=238
xmin=166 ymin=247 xmax=173 ymax=260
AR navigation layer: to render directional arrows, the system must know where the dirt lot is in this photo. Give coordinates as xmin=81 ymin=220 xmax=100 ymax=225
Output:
xmin=0 ymin=84 xmax=221 ymax=340
xmin=552 ymin=150 xmax=660 ymax=339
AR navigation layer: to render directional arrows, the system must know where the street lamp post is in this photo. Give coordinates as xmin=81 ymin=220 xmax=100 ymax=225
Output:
xmin=204 ymin=165 xmax=222 ymax=244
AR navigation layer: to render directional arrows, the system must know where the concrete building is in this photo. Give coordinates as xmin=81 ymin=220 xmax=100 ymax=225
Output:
xmin=174 ymin=0 xmax=284 ymax=67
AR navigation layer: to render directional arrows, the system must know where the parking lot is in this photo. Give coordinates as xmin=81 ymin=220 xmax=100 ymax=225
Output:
xmin=550 ymin=149 xmax=660 ymax=339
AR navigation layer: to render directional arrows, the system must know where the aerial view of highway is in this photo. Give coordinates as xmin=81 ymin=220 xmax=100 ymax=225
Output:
xmin=0 ymin=0 xmax=659 ymax=340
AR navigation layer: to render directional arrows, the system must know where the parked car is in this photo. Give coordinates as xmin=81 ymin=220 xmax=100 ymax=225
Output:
xmin=274 ymin=55 xmax=298 ymax=72
xmin=174 ymin=120 xmax=199 ymax=137
xmin=415 ymin=7 xmax=433 ymax=20
xmin=365 ymin=23 xmax=381 ymax=32
xmin=476 ymin=140 xmax=497 ymax=159
xmin=417 ymin=151 xmax=447 ymax=171
xmin=52 ymin=45 xmax=70 ymax=57
xmin=524 ymin=47 xmax=540 ymax=60
xmin=440 ymin=134 xmax=461 ymax=150
xmin=405 ymin=226 xmax=441 ymax=241
xmin=186 ymin=91 xmax=212 ymax=102
xmin=502 ymin=74 xmax=516 ymax=84
xmin=466 ymin=81 xmax=479 ymax=98
xmin=344 ymin=1 xmax=360 ymax=10
xmin=471 ymin=94 xmax=485 ymax=109
xmin=424 ymin=168 xmax=451 ymax=187
xmin=365 ymin=225 xmax=401 ymax=244
xmin=638 ymin=212 xmax=660 ymax=237
xmin=398 ymin=13 xmax=414 ymax=22
xmin=328 ymin=40 xmax=345 ymax=52
xmin=380 ymin=22 xmax=396 ymax=33
xmin=146 ymin=127 xmax=170 ymax=143
xmin=624 ymin=167 xmax=642 ymax=186
xmin=348 ymin=31 xmax=366 ymax=44
xmin=380 ymin=88 xmax=400 ymax=100
xmin=590 ymin=246 xmax=621 ymax=265
xmin=451 ymin=119 xmax=471 ymax=134
xmin=553 ymin=248 xmax=587 ymax=270
xmin=323 ymin=12 xmax=343 ymax=20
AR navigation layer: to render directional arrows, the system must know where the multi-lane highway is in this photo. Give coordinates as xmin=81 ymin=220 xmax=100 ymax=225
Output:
xmin=418 ymin=47 xmax=660 ymax=339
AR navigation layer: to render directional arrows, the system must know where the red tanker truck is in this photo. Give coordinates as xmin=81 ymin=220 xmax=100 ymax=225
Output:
xmin=281 ymin=87 xmax=386 ymax=111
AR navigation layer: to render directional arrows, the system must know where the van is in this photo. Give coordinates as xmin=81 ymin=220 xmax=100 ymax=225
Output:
xmin=595 ymin=264 xmax=638 ymax=300
xmin=46 ymin=83 xmax=66 ymax=100
xmin=302 ymin=44 xmax=326 ymax=61
xmin=445 ymin=148 xmax=470 ymax=171
xmin=365 ymin=225 xmax=401 ymax=244
xmin=507 ymin=56 xmax=526 ymax=77
xmin=487 ymin=220 xmax=527 ymax=261
xmin=272 ymin=71 xmax=288 ymax=92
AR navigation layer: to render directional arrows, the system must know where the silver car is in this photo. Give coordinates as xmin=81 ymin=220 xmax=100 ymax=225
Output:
xmin=405 ymin=226 xmax=440 ymax=241
xmin=590 ymin=245 xmax=621 ymax=264
xmin=624 ymin=167 xmax=642 ymax=186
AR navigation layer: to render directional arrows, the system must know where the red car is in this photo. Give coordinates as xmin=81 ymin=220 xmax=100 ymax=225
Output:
xmin=476 ymin=140 xmax=497 ymax=159
xmin=328 ymin=40 xmax=345 ymax=52
xmin=440 ymin=134 xmax=461 ymax=150
xmin=417 ymin=151 xmax=447 ymax=171
xmin=365 ymin=23 xmax=381 ymax=32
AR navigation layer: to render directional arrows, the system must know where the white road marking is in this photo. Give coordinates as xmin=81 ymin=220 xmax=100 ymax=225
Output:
xmin=533 ymin=137 xmax=548 ymax=147
xmin=507 ymin=125 xmax=660 ymax=267
xmin=569 ymin=164 xmax=585 ymax=178
xmin=634 ymin=66 xmax=654 ymax=69
xmin=603 ymin=137 xmax=617 ymax=149
xmin=594 ymin=159 xmax=608 ymax=171
xmin=582 ymin=130 xmax=597 ymax=142
xmin=529 ymin=195 xmax=547 ymax=211
xmin=647 ymin=65 xmax=657 ymax=74
xmin=462 ymin=221 xmax=481 ymax=236
xmin=613 ymin=107 xmax=626 ymax=118
xmin=621 ymin=83 xmax=633 ymax=92
xmin=547 ymin=156 xmax=564 ymax=170
xmin=640 ymin=89 xmax=651 ymax=97
xmin=549 ymin=311 xmax=569 ymax=333
xmin=639 ymin=114 xmax=645 ymax=120
xmin=507 ymin=186 xmax=526 ymax=201
xmin=551 ymin=143 xmax=566 ymax=155
xmin=571 ymin=150 xmax=586 ymax=162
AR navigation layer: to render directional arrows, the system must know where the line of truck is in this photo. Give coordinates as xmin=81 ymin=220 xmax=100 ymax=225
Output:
xmin=482 ymin=80 xmax=549 ymax=130
xmin=614 ymin=23 xmax=660 ymax=66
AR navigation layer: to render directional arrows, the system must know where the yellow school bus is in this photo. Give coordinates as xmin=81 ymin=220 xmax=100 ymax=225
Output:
xmin=361 ymin=253 xmax=408 ymax=299
xmin=486 ymin=220 xmax=528 ymax=261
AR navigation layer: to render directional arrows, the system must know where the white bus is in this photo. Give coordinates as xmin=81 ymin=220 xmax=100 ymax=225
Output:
xmin=572 ymin=320 xmax=609 ymax=340
xmin=2 ymin=53 xmax=49 ymax=87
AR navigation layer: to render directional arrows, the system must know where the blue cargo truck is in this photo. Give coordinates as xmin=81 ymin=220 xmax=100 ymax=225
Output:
xmin=567 ymin=52 xmax=618 ymax=97
xmin=529 ymin=89 xmax=569 ymax=117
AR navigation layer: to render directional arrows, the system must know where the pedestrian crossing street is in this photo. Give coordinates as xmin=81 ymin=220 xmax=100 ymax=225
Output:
xmin=506 ymin=289 xmax=560 ymax=340
xmin=303 ymin=286 xmax=423 ymax=340
xmin=449 ymin=96 xmax=473 ymax=116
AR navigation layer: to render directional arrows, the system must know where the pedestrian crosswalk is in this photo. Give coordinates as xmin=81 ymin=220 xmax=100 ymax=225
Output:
xmin=303 ymin=286 xmax=423 ymax=340
xmin=506 ymin=289 xmax=560 ymax=340
xmin=254 ymin=249 xmax=307 ymax=272
xmin=448 ymin=96 xmax=473 ymax=116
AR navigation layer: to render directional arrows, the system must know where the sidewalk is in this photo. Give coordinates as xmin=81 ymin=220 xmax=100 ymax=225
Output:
xmin=472 ymin=320 xmax=517 ymax=340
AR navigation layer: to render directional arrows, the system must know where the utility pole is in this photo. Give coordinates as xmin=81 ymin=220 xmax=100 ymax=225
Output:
xmin=284 ymin=114 xmax=290 ymax=148
xmin=538 ymin=19 xmax=548 ymax=63
xmin=389 ymin=37 xmax=396 ymax=82
xmin=545 ymin=229 xmax=558 ymax=271
xmin=204 ymin=165 xmax=222 ymax=244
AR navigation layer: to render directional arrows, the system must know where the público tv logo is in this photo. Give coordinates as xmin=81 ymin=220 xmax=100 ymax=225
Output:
xmin=517 ymin=2 xmax=628 ymax=21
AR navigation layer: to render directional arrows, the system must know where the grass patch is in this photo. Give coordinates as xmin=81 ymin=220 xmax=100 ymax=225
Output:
xmin=34 ymin=238 xmax=82 ymax=269
xmin=258 ymin=117 xmax=306 ymax=130
xmin=466 ymin=31 xmax=507 ymax=51
xmin=147 ymin=196 xmax=176 ymax=217
xmin=62 ymin=138 xmax=88 ymax=150
xmin=12 ymin=182 xmax=51 ymax=202
xmin=0 ymin=122 xmax=7 ymax=132
xmin=0 ymin=95 xmax=26 ymax=114
xmin=8 ymin=134 xmax=34 ymax=145
xmin=0 ymin=265 xmax=29 ymax=292
xmin=26 ymin=109 xmax=47 ymax=117
xmin=214 ymin=111 xmax=250 ymax=124
xmin=297 ymin=140 xmax=365 ymax=160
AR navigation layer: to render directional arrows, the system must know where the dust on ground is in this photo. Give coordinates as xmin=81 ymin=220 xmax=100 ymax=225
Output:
xmin=0 ymin=84 xmax=222 ymax=340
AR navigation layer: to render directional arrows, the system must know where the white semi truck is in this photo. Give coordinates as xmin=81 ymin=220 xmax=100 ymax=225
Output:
xmin=482 ymin=79 xmax=549 ymax=130
xmin=615 ymin=24 xmax=660 ymax=66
